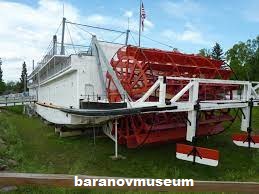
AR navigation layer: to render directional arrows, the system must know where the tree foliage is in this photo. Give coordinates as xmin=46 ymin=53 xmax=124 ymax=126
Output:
xmin=226 ymin=36 xmax=259 ymax=80
xmin=198 ymin=43 xmax=224 ymax=60
xmin=0 ymin=58 xmax=5 ymax=94
xmin=0 ymin=60 xmax=28 ymax=94
xmin=211 ymin=42 xmax=224 ymax=61
xmin=0 ymin=58 xmax=3 ymax=82
xmin=19 ymin=61 xmax=28 ymax=92
xmin=4 ymin=81 xmax=20 ymax=94
xmin=198 ymin=48 xmax=211 ymax=57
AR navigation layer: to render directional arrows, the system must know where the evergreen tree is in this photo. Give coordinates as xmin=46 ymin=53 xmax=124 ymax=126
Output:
xmin=211 ymin=42 xmax=224 ymax=61
xmin=198 ymin=48 xmax=211 ymax=57
xmin=0 ymin=58 xmax=5 ymax=94
xmin=0 ymin=58 xmax=3 ymax=82
xmin=19 ymin=61 xmax=28 ymax=92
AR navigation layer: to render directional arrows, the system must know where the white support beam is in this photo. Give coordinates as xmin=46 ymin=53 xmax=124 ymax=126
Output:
xmin=167 ymin=76 xmax=249 ymax=85
xmin=241 ymin=83 xmax=252 ymax=132
xmin=102 ymin=122 xmax=115 ymax=141
xmin=253 ymin=84 xmax=259 ymax=91
xmin=114 ymin=119 xmax=118 ymax=158
xmin=136 ymin=79 xmax=160 ymax=103
xmin=251 ymin=87 xmax=259 ymax=99
xmin=159 ymin=77 xmax=166 ymax=105
xmin=186 ymin=81 xmax=199 ymax=142
xmin=170 ymin=81 xmax=194 ymax=103
xmin=252 ymin=83 xmax=259 ymax=99
xmin=241 ymin=107 xmax=250 ymax=132
xmin=105 ymin=119 xmax=125 ymax=160
xmin=200 ymin=102 xmax=248 ymax=110
xmin=92 ymin=36 xmax=132 ymax=106
xmin=91 ymin=42 xmax=107 ymax=99
xmin=130 ymin=76 xmax=259 ymax=111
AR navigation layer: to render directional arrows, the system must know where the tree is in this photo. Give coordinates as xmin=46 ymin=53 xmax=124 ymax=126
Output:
xmin=0 ymin=58 xmax=3 ymax=82
xmin=0 ymin=58 xmax=5 ymax=94
xmin=211 ymin=42 xmax=224 ymax=61
xmin=198 ymin=48 xmax=211 ymax=57
xmin=226 ymin=36 xmax=259 ymax=81
xmin=4 ymin=81 xmax=19 ymax=94
xmin=19 ymin=61 xmax=28 ymax=92
xmin=172 ymin=48 xmax=179 ymax=52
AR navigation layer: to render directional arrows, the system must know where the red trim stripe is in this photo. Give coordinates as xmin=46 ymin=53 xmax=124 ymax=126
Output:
xmin=176 ymin=144 xmax=219 ymax=160
xmin=232 ymin=134 xmax=259 ymax=143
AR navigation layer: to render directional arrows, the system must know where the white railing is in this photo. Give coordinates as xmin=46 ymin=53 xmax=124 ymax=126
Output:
xmin=129 ymin=76 xmax=259 ymax=142
xmin=0 ymin=93 xmax=36 ymax=106
xmin=28 ymin=42 xmax=91 ymax=80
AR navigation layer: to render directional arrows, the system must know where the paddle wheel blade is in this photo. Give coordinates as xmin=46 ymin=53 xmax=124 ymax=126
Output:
xmin=107 ymin=45 xmax=236 ymax=148
xmin=176 ymin=144 xmax=219 ymax=167
xmin=232 ymin=134 xmax=259 ymax=148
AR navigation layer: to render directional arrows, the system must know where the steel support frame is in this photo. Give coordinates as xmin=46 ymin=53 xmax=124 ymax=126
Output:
xmin=130 ymin=76 xmax=259 ymax=143
xmin=186 ymin=81 xmax=199 ymax=141
xmin=102 ymin=119 xmax=119 ymax=158
xmin=92 ymin=36 xmax=132 ymax=106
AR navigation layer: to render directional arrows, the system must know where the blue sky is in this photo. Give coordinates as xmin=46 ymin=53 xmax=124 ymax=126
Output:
xmin=1 ymin=0 xmax=259 ymax=81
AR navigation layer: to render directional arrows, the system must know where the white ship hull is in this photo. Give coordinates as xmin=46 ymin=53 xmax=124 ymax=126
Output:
xmin=28 ymin=40 xmax=124 ymax=128
xmin=35 ymin=103 xmax=113 ymax=127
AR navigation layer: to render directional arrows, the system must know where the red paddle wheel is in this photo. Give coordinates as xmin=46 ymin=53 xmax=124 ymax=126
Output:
xmin=106 ymin=46 xmax=236 ymax=148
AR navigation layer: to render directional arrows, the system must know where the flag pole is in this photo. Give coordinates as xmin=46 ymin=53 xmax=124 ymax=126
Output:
xmin=138 ymin=0 xmax=142 ymax=47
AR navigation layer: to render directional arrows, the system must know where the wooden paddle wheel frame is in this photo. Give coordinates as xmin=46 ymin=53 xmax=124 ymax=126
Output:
xmin=106 ymin=46 xmax=238 ymax=148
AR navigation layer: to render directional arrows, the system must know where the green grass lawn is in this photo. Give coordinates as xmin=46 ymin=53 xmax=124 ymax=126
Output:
xmin=0 ymin=106 xmax=259 ymax=193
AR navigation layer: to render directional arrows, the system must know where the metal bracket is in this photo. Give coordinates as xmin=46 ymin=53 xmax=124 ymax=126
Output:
xmin=243 ymin=129 xmax=255 ymax=149
xmin=187 ymin=146 xmax=202 ymax=164
xmin=194 ymin=100 xmax=201 ymax=111
xmin=246 ymin=98 xmax=255 ymax=148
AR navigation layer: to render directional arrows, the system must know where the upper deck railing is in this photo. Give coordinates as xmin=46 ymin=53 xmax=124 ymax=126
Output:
xmin=29 ymin=41 xmax=91 ymax=80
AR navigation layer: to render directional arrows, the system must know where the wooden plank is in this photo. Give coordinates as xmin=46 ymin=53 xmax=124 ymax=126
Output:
xmin=0 ymin=173 xmax=259 ymax=192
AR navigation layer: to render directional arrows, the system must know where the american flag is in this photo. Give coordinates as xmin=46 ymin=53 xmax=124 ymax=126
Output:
xmin=141 ymin=2 xmax=146 ymax=31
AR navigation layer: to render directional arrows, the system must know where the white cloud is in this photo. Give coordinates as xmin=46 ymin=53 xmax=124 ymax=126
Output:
xmin=124 ymin=11 xmax=133 ymax=18
xmin=162 ymin=23 xmax=209 ymax=45
xmin=161 ymin=0 xmax=202 ymax=19
xmin=83 ymin=13 xmax=153 ymax=32
xmin=0 ymin=0 xmax=79 ymax=81
xmin=85 ymin=14 xmax=108 ymax=25
xmin=145 ymin=19 xmax=154 ymax=29
xmin=0 ymin=1 xmax=154 ymax=82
